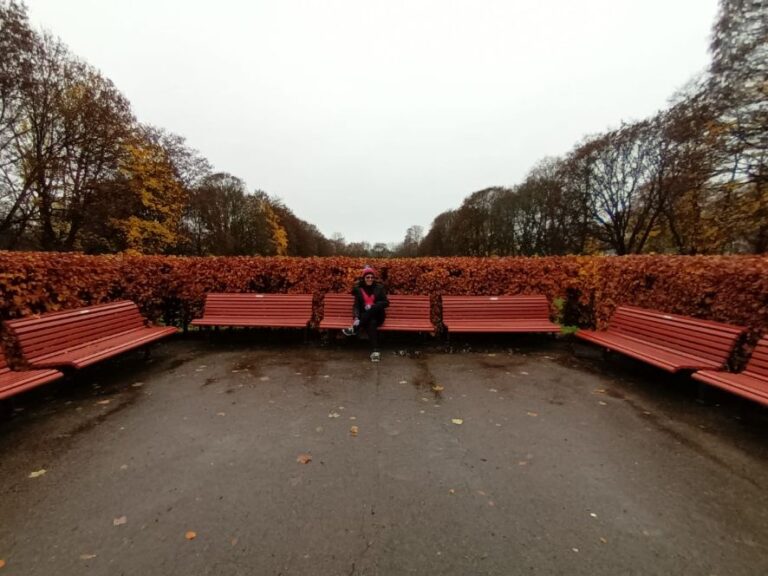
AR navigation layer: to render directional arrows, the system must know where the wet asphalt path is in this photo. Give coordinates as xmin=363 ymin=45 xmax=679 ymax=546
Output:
xmin=1 ymin=335 xmax=767 ymax=575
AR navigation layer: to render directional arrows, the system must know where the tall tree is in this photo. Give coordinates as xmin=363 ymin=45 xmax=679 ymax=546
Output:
xmin=106 ymin=131 xmax=188 ymax=254
xmin=707 ymin=0 xmax=768 ymax=252
xmin=0 ymin=0 xmax=36 ymax=247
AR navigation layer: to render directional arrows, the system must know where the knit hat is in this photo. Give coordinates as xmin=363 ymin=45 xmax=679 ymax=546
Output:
xmin=361 ymin=265 xmax=376 ymax=278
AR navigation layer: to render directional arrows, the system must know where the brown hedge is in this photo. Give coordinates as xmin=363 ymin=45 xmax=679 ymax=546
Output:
xmin=1 ymin=252 xmax=766 ymax=341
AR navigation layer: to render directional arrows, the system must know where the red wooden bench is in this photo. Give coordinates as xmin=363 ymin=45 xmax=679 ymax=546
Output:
xmin=575 ymin=305 xmax=745 ymax=373
xmin=692 ymin=337 xmax=768 ymax=407
xmin=190 ymin=293 xmax=313 ymax=328
xmin=441 ymin=295 xmax=560 ymax=334
xmin=0 ymin=345 xmax=63 ymax=400
xmin=319 ymin=294 xmax=434 ymax=332
xmin=4 ymin=301 xmax=177 ymax=370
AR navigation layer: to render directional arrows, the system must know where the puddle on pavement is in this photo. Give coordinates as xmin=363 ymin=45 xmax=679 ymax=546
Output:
xmin=411 ymin=357 xmax=443 ymax=401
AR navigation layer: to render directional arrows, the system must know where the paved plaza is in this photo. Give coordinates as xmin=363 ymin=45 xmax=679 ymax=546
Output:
xmin=1 ymin=335 xmax=767 ymax=575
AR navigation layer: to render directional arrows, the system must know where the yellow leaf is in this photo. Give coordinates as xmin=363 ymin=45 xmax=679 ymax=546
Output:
xmin=296 ymin=453 xmax=312 ymax=464
xmin=451 ymin=418 xmax=463 ymax=425
xmin=28 ymin=469 xmax=46 ymax=478
xmin=185 ymin=531 xmax=197 ymax=540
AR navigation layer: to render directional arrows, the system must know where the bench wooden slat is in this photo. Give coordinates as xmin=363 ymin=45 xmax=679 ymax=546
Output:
xmin=693 ymin=337 xmax=768 ymax=407
xmin=442 ymin=295 xmax=559 ymax=333
xmin=5 ymin=301 xmax=177 ymax=370
xmin=190 ymin=293 xmax=313 ymax=329
xmin=0 ymin=346 xmax=63 ymax=400
xmin=575 ymin=305 xmax=745 ymax=373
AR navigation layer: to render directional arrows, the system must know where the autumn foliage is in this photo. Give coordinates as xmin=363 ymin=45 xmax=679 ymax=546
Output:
xmin=1 ymin=252 xmax=766 ymax=340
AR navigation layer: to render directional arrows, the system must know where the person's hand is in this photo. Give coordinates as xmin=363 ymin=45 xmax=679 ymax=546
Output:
xmin=364 ymin=304 xmax=372 ymax=310
xmin=353 ymin=319 xmax=360 ymax=327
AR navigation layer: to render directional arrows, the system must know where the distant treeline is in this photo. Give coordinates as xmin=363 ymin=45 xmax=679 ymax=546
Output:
xmin=1 ymin=0 xmax=764 ymax=258
xmin=0 ymin=1 xmax=345 ymax=257
xmin=411 ymin=0 xmax=766 ymax=256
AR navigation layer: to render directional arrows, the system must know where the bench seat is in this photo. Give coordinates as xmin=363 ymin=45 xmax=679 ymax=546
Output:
xmin=442 ymin=295 xmax=559 ymax=333
xmin=22 ymin=326 xmax=177 ymax=369
xmin=575 ymin=305 xmax=745 ymax=373
xmin=0 ymin=347 xmax=63 ymax=400
xmin=190 ymin=293 xmax=313 ymax=329
xmin=5 ymin=301 xmax=177 ymax=370
xmin=319 ymin=294 xmax=433 ymax=332
xmin=693 ymin=337 xmax=768 ymax=407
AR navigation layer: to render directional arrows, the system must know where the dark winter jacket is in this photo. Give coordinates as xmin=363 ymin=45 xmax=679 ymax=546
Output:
xmin=351 ymin=281 xmax=389 ymax=319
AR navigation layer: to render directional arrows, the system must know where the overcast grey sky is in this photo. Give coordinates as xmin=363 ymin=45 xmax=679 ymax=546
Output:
xmin=27 ymin=0 xmax=719 ymax=245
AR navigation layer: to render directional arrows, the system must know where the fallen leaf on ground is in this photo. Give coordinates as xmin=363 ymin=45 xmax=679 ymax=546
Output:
xmin=119 ymin=464 xmax=128 ymax=470
xmin=131 ymin=382 xmax=143 ymax=388
xmin=432 ymin=385 xmax=444 ymax=392
xmin=113 ymin=516 xmax=127 ymax=526
xmin=600 ymin=537 xmax=608 ymax=544
xmin=598 ymin=401 xmax=608 ymax=406
xmin=28 ymin=469 xmax=46 ymax=478
xmin=572 ymin=548 xmax=579 ymax=553
xmin=448 ymin=489 xmax=455 ymax=494
xmin=592 ymin=388 xmax=606 ymax=394
xmin=349 ymin=416 xmax=356 ymax=420
xmin=259 ymin=376 xmax=270 ymax=381
xmin=0 ymin=559 xmax=5 ymax=568
xmin=488 ymin=388 xmax=498 ymax=392
xmin=451 ymin=418 xmax=463 ymax=425
xmin=185 ymin=531 xmax=197 ymax=540
xmin=527 ymin=412 xmax=538 ymax=417
xmin=328 ymin=412 xmax=340 ymax=418
xmin=96 ymin=399 xmax=111 ymax=405
xmin=518 ymin=461 xmax=528 ymax=466
xmin=296 ymin=453 xmax=312 ymax=464
xmin=350 ymin=426 xmax=359 ymax=437
xmin=520 ymin=371 xmax=530 ymax=375
xmin=399 ymin=380 xmax=408 ymax=384
xmin=80 ymin=554 xmax=97 ymax=560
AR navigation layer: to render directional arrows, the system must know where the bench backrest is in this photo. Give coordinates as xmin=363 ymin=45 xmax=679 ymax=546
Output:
xmin=201 ymin=293 xmax=313 ymax=322
xmin=609 ymin=305 xmax=744 ymax=364
xmin=442 ymin=295 xmax=551 ymax=321
xmin=322 ymin=293 xmax=354 ymax=321
xmin=745 ymin=337 xmax=768 ymax=380
xmin=387 ymin=295 xmax=431 ymax=322
xmin=5 ymin=301 xmax=147 ymax=363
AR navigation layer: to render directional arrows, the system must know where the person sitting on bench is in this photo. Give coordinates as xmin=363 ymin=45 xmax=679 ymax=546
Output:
xmin=343 ymin=265 xmax=389 ymax=362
